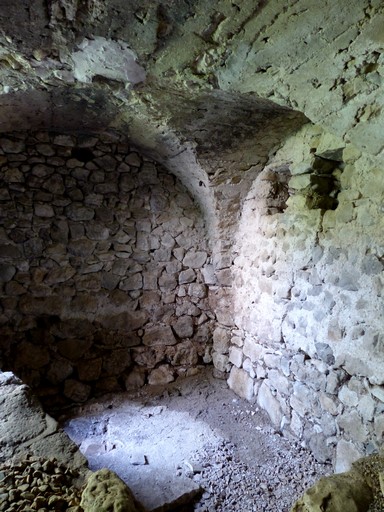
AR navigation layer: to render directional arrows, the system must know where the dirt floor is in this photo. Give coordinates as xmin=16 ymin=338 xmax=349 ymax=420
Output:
xmin=58 ymin=368 xmax=332 ymax=512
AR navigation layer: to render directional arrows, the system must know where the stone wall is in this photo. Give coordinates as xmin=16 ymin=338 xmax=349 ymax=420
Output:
xmin=223 ymin=124 xmax=384 ymax=470
xmin=0 ymin=132 xmax=214 ymax=408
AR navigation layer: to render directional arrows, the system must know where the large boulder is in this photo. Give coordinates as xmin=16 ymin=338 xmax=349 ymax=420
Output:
xmin=291 ymin=453 xmax=384 ymax=512
xmin=81 ymin=468 xmax=146 ymax=512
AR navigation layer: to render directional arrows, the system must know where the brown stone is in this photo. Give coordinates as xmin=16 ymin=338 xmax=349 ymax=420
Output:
xmin=15 ymin=341 xmax=50 ymax=369
xmin=57 ymin=338 xmax=93 ymax=360
xmin=102 ymin=349 xmax=132 ymax=376
xmin=100 ymin=311 xmax=149 ymax=332
xmin=148 ymin=364 xmax=175 ymax=385
xmin=172 ymin=341 xmax=198 ymax=366
xmin=143 ymin=325 xmax=177 ymax=346
xmin=64 ymin=379 xmax=91 ymax=402
xmin=77 ymin=358 xmax=103 ymax=381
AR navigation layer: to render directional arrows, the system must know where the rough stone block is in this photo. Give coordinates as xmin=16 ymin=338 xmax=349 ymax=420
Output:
xmin=143 ymin=325 xmax=177 ymax=346
xmin=148 ymin=364 xmax=175 ymax=385
xmin=228 ymin=346 xmax=243 ymax=368
xmin=57 ymin=338 xmax=93 ymax=360
xmin=308 ymin=433 xmax=333 ymax=463
xmin=243 ymin=339 xmax=265 ymax=362
xmin=212 ymin=352 xmax=230 ymax=373
xmin=335 ymin=440 xmax=363 ymax=473
xmin=338 ymin=385 xmax=359 ymax=407
xmin=290 ymin=382 xmax=315 ymax=418
xmin=172 ymin=340 xmax=198 ymax=366
xmin=158 ymin=273 xmax=177 ymax=291
xmin=121 ymin=273 xmax=143 ymax=291
xmin=319 ymin=392 xmax=339 ymax=416
xmin=179 ymin=268 xmax=196 ymax=284
xmin=242 ymin=357 xmax=255 ymax=378
xmin=102 ymin=349 xmax=132 ymax=376
xmin=370 ymin=385 xmax=384 ymax=403
xmin=212 ymin=327 xmax=230 ymax=354
xmin=263 ymin=353 xmax=281 ymax=368
xmin=47 ymin=359 xmax=74 ymax=384
xmin=77 ymin=358 xmax=102 ymax=381
xmin=257 ymin=381 xmax=282 ymax=428
xmin=201 ymin=264 xmax=216 ymax=285
xmin=183 ymin=250 xmax=207 ymax=268
xmin=290 ymin=410 xmax=303 ymax=438
xmin=357 ymin=394 xmax=375 ymax=422
xmin=337 ymin=411 xmax=368 ymax=443
xmin=172 ymin=316 xmax=194 ymax=339
xmin=227 ymin=366 xmax=254 ymax=401
xmin=188 ymin=283 xmax=207 ymax=298
xmin=374 ymin=415 xmax=384 ymax=440
xmin=267 ymin=369 xmax=290 ymax=396
xmin=64 ymin=379 xmax=91 ymax=403
xmin=125 ymin=368 xmax=146 ymax=390
xmin=15 ymin=341 xmax=50 ymax=369
xmin=80 ymin=468 xmax=140 ymax=512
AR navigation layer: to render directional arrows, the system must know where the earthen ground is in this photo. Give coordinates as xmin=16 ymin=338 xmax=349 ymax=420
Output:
xmin=59 ymin=368 xmax=332 ymax=511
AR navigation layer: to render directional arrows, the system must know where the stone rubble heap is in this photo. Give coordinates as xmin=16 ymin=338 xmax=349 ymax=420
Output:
xmin=189 ymin=438 xmax=330 ymax=511
xmin=0 ymin=457 xmax=83 ymax=512
xmin=0 ymin=132 xmax=214 ymax=409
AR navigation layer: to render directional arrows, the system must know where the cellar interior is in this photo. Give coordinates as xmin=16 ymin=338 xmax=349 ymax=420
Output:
xmin=1 ymin=1 xmax=384 ymax=511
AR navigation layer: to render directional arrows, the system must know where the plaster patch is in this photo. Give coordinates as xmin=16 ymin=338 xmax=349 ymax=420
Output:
xmin=71 ymin=37 xmax=146 ymax=85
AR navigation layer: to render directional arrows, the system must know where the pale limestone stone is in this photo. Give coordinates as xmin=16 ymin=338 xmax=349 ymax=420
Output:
xmin=319 ymin=392 xmax=339 ymax=416
xmin=242 ymin=339 xmax=265 ymax=362
xmin=212 ymin=352 xmax=230 ymax=373
xmin=212 ymin=327 xmax=230 ymax=354
xmin=242 ymin=358 xmax=255 ymax=378
xmin=357 ymin=394 xmax=375 ymax=422
xmin=231 ymin=335 xmax=243 ymax=347
xmin=227 ymin=366 xmax=254 ymax=401
xmin=216 ymin=269 xmax=232 ymax=286
xmin=370 ymin=385 xmax=384 ymax=403
xmin=374 ymin=415 xmax=384 ymax=440
xmin=339 ymin=386 xmax=359 ymax=407
xmin=148 ymin=364 xmax=175 ymax=385
xmin=257 ymin=381 xmax=282 ymax=428
xmin=290 ymin=383 xmax=316 ymax=418
xmin=335 ymin=440 xmax=364 ymax=473
xmin=183 ymin=250 xmax=207 ymax=268
xmin=267 ymin=369 xmax=290 ymax=396
xmin=308 ymin=433 xmax=334 ymax=463
xmin=228 ymin=346 xmax=243 ymax=368
xmin=173 ymin=247 xmax=185 ymax=261
xmin=337 ymin=411 xmax=368 ymax=443
xmin=290 ymin=410 xmax=303 ymax=438
xmin=201 ymin=264 xmax=216 ymax=285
